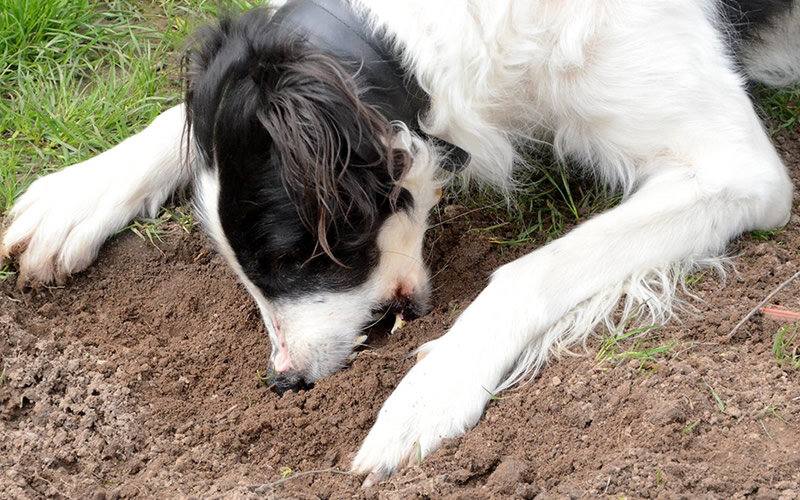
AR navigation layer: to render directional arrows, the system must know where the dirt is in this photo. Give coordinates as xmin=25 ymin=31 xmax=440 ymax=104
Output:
xmin=2 ymin=129 xmax=800 ymax=499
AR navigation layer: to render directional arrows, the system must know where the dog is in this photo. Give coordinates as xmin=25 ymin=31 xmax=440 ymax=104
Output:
xmin=2 ymin=0 xmax=799 ymax=484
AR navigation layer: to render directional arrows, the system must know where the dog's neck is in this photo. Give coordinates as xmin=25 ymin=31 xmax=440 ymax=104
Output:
xmin=270 ymin=0 xmax=470 ymax=171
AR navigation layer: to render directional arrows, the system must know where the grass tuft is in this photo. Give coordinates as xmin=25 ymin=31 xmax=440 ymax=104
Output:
xmin=772 ymin=323 xmax=800 ymax=369
xmin=595 ymin=323 xmax=672 ymax=372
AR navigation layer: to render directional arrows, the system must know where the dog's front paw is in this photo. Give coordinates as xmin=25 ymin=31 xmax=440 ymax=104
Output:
xmin=351 ymin=339 xmax=491 ymax=485
xmin=1 ymin=163 xmax=136 ymax=285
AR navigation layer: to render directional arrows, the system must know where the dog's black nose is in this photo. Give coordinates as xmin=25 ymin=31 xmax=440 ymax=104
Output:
xmin=393 ymin=297 xmax=430 ymax=321
xmin=271 ymin=372 xmax=315 ymax=395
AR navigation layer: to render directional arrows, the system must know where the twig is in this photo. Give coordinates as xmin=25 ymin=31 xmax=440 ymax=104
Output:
xmin=248 ymin=468 xmax=353 ymax=493
xmin=727 ymin=269 xmax=800 ymax=340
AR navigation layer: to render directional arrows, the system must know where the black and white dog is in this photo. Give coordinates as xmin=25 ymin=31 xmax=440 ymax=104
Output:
xmin=2 ymin=0 xmax=799 ymax=483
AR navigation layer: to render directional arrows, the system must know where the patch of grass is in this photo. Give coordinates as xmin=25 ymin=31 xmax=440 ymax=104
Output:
xmin=163 ymin=206 xmax=198 ymax=233
xmin=595 ymin=323 xmax=672 ymax=372
xmin=750 ymin=226 xmax=785 ymax=241
xmin=117 ymin=205 xmax=196 ymax=246
xmin=120 ymin=217 xmax=169 ymax=247
xmin=0 ymin=264 xmax=16 ymax=280
xmin=463 ymin=164 xmax=618 ymax=249
xmin=772 ymin=323 xmax=800 ymax=369
xmin=684 ymin=272 xmax=706 ymax=286
xmin=0 ymin=0 xmax=266 ymax=215
xmin=757 ymin=85 xmax=800 ymax=133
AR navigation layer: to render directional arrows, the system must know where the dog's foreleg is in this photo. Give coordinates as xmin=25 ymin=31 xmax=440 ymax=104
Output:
xmin=1 ymin=105 xmax=189 ymax=285
xmin=352 ymin=115 xmax=792 ymax=481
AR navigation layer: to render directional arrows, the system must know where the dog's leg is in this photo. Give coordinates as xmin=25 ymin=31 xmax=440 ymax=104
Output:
xmin=352 ymin=106 xmax=792 ymax=481
xmin=1 ymin=104 xmax=189 ymax=285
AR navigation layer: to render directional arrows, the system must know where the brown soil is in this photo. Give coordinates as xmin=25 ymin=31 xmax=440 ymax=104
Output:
xmin=2 ymin=130 xmax=800 ymax=499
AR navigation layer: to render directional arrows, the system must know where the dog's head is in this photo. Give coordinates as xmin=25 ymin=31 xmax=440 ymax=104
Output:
xmin=185 ymin=9 xmax=441 ymax=392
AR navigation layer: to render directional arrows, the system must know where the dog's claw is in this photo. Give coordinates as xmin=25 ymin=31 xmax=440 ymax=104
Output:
xmin=353 ymin=334 xmax=368 ymax=346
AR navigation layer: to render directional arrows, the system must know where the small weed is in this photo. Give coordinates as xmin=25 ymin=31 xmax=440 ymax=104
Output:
xmin=760 ymin=405 xmax=788 ymax=424
xmin=414 ymin=441 xmax=423 ymax=466
xmin=482 ymin=386 xmax=507 ymax=401
xmin=684 ymin=272 xmax=705 ymax=286
xmin=681 ymin=421 xmax=699 ymax=435
xmin=163 ymin=206 xmax=197 ymax=233
xmin=655 ymin=468 xmax=662 ymax=486
xmin=0 ymin=265 xmax=16 ymax=280
xmin=278 ymin=466 xmax=293 ymax=479
xmin=0 ymin=367 xmax=6 ymax=385
xmin=772 ymin=323 xmax=800 ymax=369
xmin=120 ymin=216 xmax=168 ymax=247
xmin=257 ymin=369 xmax=275 ymax=386
xmin=704 ymin=381 xmax=725 ymax=411
xmin=595 ymin=323 xmax=671 ymax=371
xmin=750 ymin=227 xmax=785 ymax=241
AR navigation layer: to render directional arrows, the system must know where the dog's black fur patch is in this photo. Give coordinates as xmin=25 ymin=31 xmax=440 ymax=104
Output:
xmin=722 ymin=0 xmax=795 ymax=38
xmin=184 ymin=9 xmax=413 ymax=299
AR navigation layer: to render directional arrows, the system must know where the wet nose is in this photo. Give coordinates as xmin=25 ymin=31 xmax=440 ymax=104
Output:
xmin=271 ymin=371 xmax=314 ymax=395
xmin=393 ymin=295 xmax=430 ymax=321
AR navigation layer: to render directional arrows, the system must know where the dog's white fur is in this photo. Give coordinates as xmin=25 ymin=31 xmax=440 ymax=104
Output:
xmin=1 ymin=0 xmax=796 ymax=482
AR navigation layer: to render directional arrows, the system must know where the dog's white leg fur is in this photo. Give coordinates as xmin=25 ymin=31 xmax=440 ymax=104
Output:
xmin=1 ymin=105 xmax=189 ymax=284
xmin=353 ymin=0 xmax=794 ymax=479
xmin=354 ymin=127 xmax=792 ymax=479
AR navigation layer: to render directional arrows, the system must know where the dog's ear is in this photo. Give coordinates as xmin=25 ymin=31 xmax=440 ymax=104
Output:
xmin=185 ymin=9 xmax=411 ymax=264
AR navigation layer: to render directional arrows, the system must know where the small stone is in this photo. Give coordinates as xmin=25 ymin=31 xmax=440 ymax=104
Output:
xmin=551 ymin=376 xmax=562 ymax=386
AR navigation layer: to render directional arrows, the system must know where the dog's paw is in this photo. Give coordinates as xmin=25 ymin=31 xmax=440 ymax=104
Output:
xmin=1 ymin=162 xmax=140 ymax=286
xmin=351 ymin=338 xmax=491 ymax=485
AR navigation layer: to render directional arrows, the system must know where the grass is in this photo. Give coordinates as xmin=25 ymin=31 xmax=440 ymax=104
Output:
xmin=463 ymin=165 xmax=618 ymax=248
xmin=750 ymin=226 xmax=785 ymax=241
xmin=0 ymin=0 xmax=262 ymax=215
xmin=681 ymin=421 xmax=699 ymax=435
xmin=257 ymin=368 xmax=275 ymax=386
xmin=760 ymin=405 xmax=788 ymax=424
xmin=0 ymin=264 xmax=16 ymax=280
xmin=704 ymin=381 xmax=725 ymax=411
xmin=594 ymin=323 xmax=673 ymax=372
xmin=755 ymin=84 xmax=800 ymax=134
xmin=772 ymin=323 xmax=800 ymax=369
